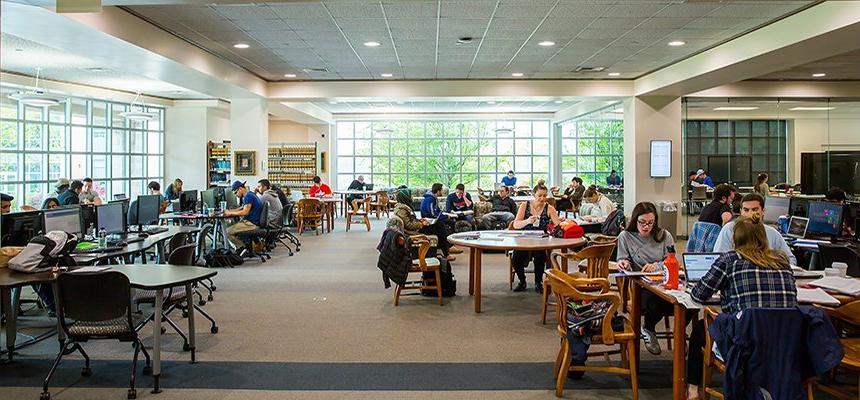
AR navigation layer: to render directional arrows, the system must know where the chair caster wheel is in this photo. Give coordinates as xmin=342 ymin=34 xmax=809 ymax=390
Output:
xmin=128 ymin=389 xmax=137 ymax=399
xmin=207 ymin=295 xmax=213 ymax=302
xmin=143 ymin=366 xmax=152 ymax=376
xmin=182 ymin=311 xmax=188 ymax=318
xmin=198 ymin=299 xmax=206 ymax=306
xmin=211 ymin=286 xmax=216 ymax=291
xmin=160 ymin=326 xmax=166 ymax=334
xmin=211 ymin=326 xmax=219 ymax=334
xmin=81 ymin=367 xmax=92 ymax=377
xmin=183 ymin=343 xmax=191 ymax=351
xmin=40 ymin=392 xmax=51 ymax=400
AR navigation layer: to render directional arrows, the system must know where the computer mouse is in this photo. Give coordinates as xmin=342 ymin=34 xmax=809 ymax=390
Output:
xmin=138 ymin=232 xmax=149 ymax=238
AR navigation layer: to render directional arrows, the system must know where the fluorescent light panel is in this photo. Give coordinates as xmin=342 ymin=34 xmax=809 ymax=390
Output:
xmin=789 ymin=107 xmax=835 ymax=111
xmin=713 ymin=106 xmax=758 ymax=111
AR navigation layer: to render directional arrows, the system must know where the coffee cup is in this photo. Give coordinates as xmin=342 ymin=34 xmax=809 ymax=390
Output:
xmin=831 ymin=262 xmax=848 ymax=277
xmin=823 ymin=268 xmax=840 ymax=277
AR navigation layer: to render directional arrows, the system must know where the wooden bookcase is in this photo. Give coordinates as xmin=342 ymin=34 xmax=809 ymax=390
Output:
xmin=267 ymin=142 xmax=317 ymax=193
xmin=207 ymin=140 xmax=232 ymax=187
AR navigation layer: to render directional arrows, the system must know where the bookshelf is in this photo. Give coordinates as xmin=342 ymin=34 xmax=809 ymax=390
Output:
xmin=268 ymin=142 xmax=317 ymax=193
xmin=207 ymin=140 xmax=232 ymax=187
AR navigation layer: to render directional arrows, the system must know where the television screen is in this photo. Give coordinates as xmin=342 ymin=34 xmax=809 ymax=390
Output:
xmin=801 ymin=151 xmax=860 ymax=195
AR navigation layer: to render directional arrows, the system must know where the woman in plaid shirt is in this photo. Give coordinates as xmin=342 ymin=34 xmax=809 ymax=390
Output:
xmin=685 ymin=213 xmax=797 ymax=399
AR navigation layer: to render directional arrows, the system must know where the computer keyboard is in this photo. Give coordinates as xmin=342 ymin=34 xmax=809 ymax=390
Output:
xmin=145 ymin=227 xmax=169 ymax=235
xmin=125 ymin=236 xmax=145 ymax=244
xmin=74 ymin=246 xmax=124 ymax=254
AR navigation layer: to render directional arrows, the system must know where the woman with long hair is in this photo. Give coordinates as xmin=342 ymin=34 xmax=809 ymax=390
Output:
xmin=510 ymin=184 xmax=562 ymax=293
xmin=754 ymin=172 xmax=770 ymax=197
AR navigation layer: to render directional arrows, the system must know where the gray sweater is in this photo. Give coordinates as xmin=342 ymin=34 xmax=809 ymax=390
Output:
xmin=617 ymin=230 xmax=675 ymax=270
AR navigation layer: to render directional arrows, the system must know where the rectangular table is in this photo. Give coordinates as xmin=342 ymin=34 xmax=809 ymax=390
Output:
xmin=0 ymin=264 xmax=216 ymax=394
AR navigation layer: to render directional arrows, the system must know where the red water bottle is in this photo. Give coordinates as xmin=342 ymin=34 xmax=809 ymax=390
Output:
xmin=664 ymin=245 xmax=679 ymax=290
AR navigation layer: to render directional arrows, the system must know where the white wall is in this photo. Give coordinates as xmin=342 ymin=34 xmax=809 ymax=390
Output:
xmin=165 ymin=106 xmax=208 ymax=190
xmin=207 ymin=107 xmax=231 ymax=142
xmin=268 ymin=120 xmax=332 ymax=183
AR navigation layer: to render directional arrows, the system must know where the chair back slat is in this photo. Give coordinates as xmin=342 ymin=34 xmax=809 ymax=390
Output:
xmin=57 ymin=271 xmax=131 ymax=325
xmin=296 ymin=198 xmax=322 ymax=217
xmin=545 ymin=269 xmax=620 ymax=344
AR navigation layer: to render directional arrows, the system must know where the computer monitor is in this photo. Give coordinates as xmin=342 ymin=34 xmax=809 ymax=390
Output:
xmin=43 ymin=206 xmax=82 ymax=236
xmin=789 ymin=197 xmax=810 ymax=218
xmin=763 ymin=196 xmax=790 ymax=224
xmin=80 ymin=203 xmax=96 ymax=233
xmin=682 ymin=253 xmax=720 ymax=282
xmin=365 ymin=184 xmax=374 ymax=191
xmin=180 ymin=190 xmax=198 ymax=212
xmin=0 ymin=210 xmax=44 ymax=246
xmin=96 ymin=202 xmax=126 ymax=234
xmin=201 ymin=189 xmax=216 ymax=209
xmin=787 ymin=216 xmax=809 ymax=239
xmin=842 ymin=201 xmax=860 ymax=238
xmin=807 ymin=201 xmax=844 ymax=237
xmin=113 ymin=193 xmax=127 ymax=201
xmin=224 ymin=189 xmax=238 ymax=209
xmin=135 ymin=194 xmax=162 ymax=226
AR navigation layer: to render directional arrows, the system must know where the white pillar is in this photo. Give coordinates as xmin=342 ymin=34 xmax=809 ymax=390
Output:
xmin=622 ymin=96 xmax=683 ymax=228
xmin=230 ymin=98 xmax=269 ymax=185
xmin=165 ymin=105 xmax=208 ymax=191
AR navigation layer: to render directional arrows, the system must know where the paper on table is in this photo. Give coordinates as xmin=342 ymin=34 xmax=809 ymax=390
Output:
xmin=665 ymin=289 xmax=703 ymax=310
xmin=797 ymin=288 xmax=841 ymax=306
xmin=810 ymin=277 xmax=860 ymax=296
xmin=70 ymin=266 xmax=110 ymax=273
xmin=618 ymin=270 xmax=664 ymax=277
xmin=791 ymin=266 xmax=824 ymax=279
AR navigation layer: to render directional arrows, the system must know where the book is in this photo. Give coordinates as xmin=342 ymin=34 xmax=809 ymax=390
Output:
xmin=810 ymin=277 xmax=860 ymax=296
xmin=796 ymin=288 xmax=841 ymax=306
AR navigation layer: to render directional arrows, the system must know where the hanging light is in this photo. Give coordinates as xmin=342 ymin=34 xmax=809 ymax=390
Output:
xmin=494 ymin=107 xmax=513 ymax=134
xmin=119 ymin=92 xmax=159 ymax=121
xmin=8 ymin=67 xmax=66 ymax=107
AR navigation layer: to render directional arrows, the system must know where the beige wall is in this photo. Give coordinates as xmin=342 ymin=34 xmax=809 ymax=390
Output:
xmin=269 ymin=120 xmax=332 ymax=183
xmin=788 ymin=117 xmax=860 ymax=183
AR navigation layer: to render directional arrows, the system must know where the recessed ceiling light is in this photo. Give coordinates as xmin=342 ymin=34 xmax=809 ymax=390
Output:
xmin=487 ymin=101 xmax=497 ymax=105
xmin=554 ymin=100 xmax=563 ymax=104
xmin=457 ymin=37 xmax=474 ymax=44
xmin=812 ymin=73 xmax=826 ymax=77
xmin=85 ymin=67 xmax=108 ymax=72
xmin=789 ymin=106 xmax=835 ymax=111
xmin=284 ymin=73 xmax=296 ymax=78
xmin=511 ymin=72 xmax=524 ymax=77
xmin=329 ymin=101 xmax=338 ymax=105
xmin=713 ymin=107 xmax=759 ymax=111
xmin=538 ymin=41 xmax=556 ymax=47
xmin=363 ymin=41 xmax=381 ymax=47
xmin=380 ymin=73 xmax=393 ymax=77
xmin=396 ymin=101 xmax=405 ymax=105
xmin=668 ymin=40 xmax=686 ymax=47
xmin=608 ymin=72 xmax=621 ymax=77
xmin=233 ymin=43 xmax=250 ymax=49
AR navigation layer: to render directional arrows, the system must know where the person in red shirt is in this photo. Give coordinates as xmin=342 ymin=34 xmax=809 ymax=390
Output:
xmin=309 ymin=176 xmax=332 ymax=198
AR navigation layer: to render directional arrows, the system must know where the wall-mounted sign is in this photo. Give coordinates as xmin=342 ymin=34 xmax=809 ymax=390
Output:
xmin=650 ymin=140 xmax=672 ymax=178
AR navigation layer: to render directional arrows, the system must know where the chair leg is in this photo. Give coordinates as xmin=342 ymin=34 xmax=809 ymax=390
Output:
xmin=194 ymin=304 xmax=219 ymax=334
xmin=552 ymin=340 xmax=566 ymax=381
xmin=75 ymin=343 xmax=91 ymax=376
xmin=393 ymin=284 xmax=402 ymax=306
xmin=138 ymin=338 xmax=152 ymax=375
xmin=163 ymin=313 xmax=190 ymax=350
xmin=664 ymin=318 xmax=673 ymax=351
xmin=628 ymin=340 xmax=639 ymax=400
xmin=540 ymin=278 xmax=550 ymax=325
xmin=42 ymin=339 xmax=68 ymax=400
xmin=435 ymin=269 xmax=443 ymax=306
xmin=297 ymin=220 xmax=304 ymax=236
xmin=555 ymin=339 xmax=572 ymax=397
xmin=129 ymin=340 xmax=141 ymax=399
xmin=364 ymin=215 xmax=371 ymax=231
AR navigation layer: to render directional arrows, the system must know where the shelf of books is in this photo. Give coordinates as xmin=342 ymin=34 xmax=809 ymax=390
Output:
xmin=268 ymin=142 xmax=317 ymax=194
xmin=207 ymin=140 xmax=232 ymax=187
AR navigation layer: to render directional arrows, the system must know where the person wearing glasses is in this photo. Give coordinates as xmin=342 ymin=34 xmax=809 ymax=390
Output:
xmin=616 ymin=202 xmax=677 ymax=356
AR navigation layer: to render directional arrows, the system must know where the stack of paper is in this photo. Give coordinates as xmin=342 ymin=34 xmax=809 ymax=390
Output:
xmin=810 ymin=277 xmax=860 ymax=296
xmin=69 ymin=266 xmax=110 ymax=273
xmin=796 ymin=288 xmax=841 ymax=306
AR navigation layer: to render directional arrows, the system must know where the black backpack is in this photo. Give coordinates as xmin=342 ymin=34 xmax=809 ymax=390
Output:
xmin=422 ymin=258 xmax=456 ymax=297
xmin=601 ymin=209 xmax=626 ymax=236
xmin=203 ymin=248 xmax=244 ymax=268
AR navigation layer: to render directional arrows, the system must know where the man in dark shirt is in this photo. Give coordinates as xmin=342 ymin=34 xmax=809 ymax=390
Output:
xmin=482 ymin=185 xmax=517 ymax=229
xmin=57 ymin=180 xmax=84 ymax=206
xmin=445 ymin=183 xmax=474 ymax=222
xmin=346 ymin=175 xmax=367 ymax=203
xmin=698 ymin=183 xmax=735 ymax=226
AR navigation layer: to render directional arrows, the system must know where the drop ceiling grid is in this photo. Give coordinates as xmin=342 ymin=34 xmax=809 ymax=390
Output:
xmin=124 ymin=0 xmax=815 ymax=81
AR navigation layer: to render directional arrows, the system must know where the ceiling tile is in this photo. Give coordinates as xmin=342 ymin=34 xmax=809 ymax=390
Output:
xmin=269 ymin=3 xmax=331 ymax=19
xmin=213 ymin=5 xmax=278 ymax=20
xmin=381 ymin=1 xmax=439 ymax=18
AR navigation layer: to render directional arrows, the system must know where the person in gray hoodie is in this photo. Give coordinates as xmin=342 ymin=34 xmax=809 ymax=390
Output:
xmin=255 ymin=179 xmax=283 ymax=229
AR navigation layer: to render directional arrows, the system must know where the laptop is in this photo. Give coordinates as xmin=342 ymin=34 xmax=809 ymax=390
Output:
xmin=682 ymin=253 xmax=720 ymax=282
xmin=787 ymin=216 xmax=809 ymax=239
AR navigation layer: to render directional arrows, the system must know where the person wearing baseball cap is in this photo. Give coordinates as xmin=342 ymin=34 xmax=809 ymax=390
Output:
xmin=223 ymin=180 xmax=264 ymax=248
xmin=58 ymin=180 xmax=84 ymax=206
xmin=697 ymin=169 xmax=714 ymax=188
xmin=43 ymin=178 xmax=70 ymax=204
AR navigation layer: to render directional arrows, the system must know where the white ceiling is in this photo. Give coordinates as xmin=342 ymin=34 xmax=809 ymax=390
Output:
xmin=753 ymin=49 xmax=860 ymax=81
xmin=0 ymin=33 xmax=211 ymax=99
xmin=685 ymin=98 xmax=860 ymax=119
xmin=310 ymin=97 xmax=580 ymax=113
xmin=126 ymin=0 xmax=815 ymax=81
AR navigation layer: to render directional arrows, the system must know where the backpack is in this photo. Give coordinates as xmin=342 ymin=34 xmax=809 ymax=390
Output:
xmin=422 ymin=258 xmax=456 ymax=297
xmin=8 ymin=231 xmax=78 ymax=273
xmin=548 ymin=220 xmax=585 ymax=239
xmin=203 ymin=248 xmax=244 ymax=268
xmin=601 ymin=209 xmax=626 ymax=236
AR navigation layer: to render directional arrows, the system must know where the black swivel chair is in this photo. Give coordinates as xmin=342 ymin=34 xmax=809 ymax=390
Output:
xmin=194 ymin=223 xmax=217 ymax=300
xmin=167 ymin=244 xmax=219 ymax=334
xmin=43 ymin=271 xmax=151 ymax=400
xmin=818 ymin=243 xmax=860 ymax=277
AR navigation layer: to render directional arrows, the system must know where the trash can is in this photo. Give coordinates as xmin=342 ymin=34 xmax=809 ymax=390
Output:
xmin=657 ymin=201 xmax=678 ymax=239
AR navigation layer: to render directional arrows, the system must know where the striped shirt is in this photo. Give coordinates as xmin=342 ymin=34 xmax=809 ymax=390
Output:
xmin=690 ymin=251 xmax=797 ymax=314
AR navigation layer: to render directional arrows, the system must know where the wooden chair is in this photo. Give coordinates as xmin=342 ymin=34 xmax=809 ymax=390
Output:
xmin=346 ymin=197 xmax=372 ymax=232
xmin=817 ymin=300 xmax=860 ymax=400
xmin=394 ymin=234 xmax=443 ymax=306
xmin=369 ymin=191 xmax=391 ymax=219
xmin=545 ymin=269 xmax=638 ymax=399
xmin=295 ymin=198 xmax=323 ymax=236
xmin=542 ymin=242 xmax=616 ymax=324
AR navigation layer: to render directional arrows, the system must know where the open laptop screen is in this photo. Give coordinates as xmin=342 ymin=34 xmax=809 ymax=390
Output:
xmin=682 ymin=253 xmax=720 ymax=281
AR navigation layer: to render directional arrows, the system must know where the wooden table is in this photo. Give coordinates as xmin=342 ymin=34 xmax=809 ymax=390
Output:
xmin=319 ymin=198 xmax=340 ymax=233
xmin=447 ymin=231 xmax=587 ymax=313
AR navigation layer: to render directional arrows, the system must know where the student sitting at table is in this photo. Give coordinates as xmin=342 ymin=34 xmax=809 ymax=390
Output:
xmin=223 ymin=180 xmax=264 ymax=248
xmin=57 ymin=180 xmax=83 ymax=206
xmin=552 ymin=176 xmax=584 ymax=213
xmin=578 ymin=185 xmax=616 ymax=223
xmin=501 ymin=170 xmax=517 ymax=187
xmin=510 ymin=184 xmax=562 ymax=293
xmin=445 ymin=183 xmax=474 ymax=222
xmin=482 ymin=185 xmax=518 ymax=229
xmin=346 ymin=175 xmax=367 ymax=203
xmin=686 ymin=214 xmax=797 ymax=399
xmin=165 ymin=178 xmax=183 ymax=201
xmin=420 ymin=183 xmax=447 ymax=221
xmin=699 ymin=183 xmax=736 ymax=226
xmin=393 ymin=189 xmax=455 ymax=261
xmin=41 ymin=197 xmax=59 ymax=210
xmin=713 ymin=193 xmax=797 ymax=265
xmin=616 ymin=202 xmax=677 ymax=355
xmin=309 ymin=176 xmax=333 ymax=198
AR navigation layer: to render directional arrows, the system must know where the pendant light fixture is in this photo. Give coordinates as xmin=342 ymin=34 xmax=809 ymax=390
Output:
xmin=494 ymin=105 xmax=513 ymax=134
xmin=8 ymin=67 xmax=66 ymax=107
xmin=119 ymin=92 xmax=159 ymax=121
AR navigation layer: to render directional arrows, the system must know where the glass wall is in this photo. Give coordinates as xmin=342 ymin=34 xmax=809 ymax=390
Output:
xmin=558 ymin=104 xmax=625 ymax=186
xmin=335 ymin=120 xmax=550 ymax=190
xmin=0 ymin=85 xmax=165 ymax=210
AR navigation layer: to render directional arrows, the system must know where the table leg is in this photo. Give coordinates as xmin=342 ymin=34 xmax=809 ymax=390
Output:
xmin=220 ymin=220 xmax=230 ymax=250
xmin=474 ymin=249 xmax=483 ymax=313
xmin=468 ymin=248 xmax=476 ymax=296
xmin=631 ymin=280 xmax=641 ymax=373
xmin=185 ymin=284 xmax=196 ymax=364
xmin=151 ymin=289 xmax=163 ymax=394
xmin=672 ymin=304 xmax=687 ymax=400
xmin=2 ymin=288 xmax=15 ymax=362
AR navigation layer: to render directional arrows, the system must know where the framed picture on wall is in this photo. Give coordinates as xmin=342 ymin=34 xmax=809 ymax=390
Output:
xmin=320 ymin=151 xmax=327 ymax=173
xmin=234 ymin=151 xmax=256 ymax=176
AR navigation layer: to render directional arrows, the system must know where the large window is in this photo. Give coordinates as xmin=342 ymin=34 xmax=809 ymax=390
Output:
xmin=0 ymin=85 xmax=164 ymax=209
xmin=559 ymin=105 xmax=624 ymax=186
xmin=335 ymin=120 xmax=550 ymax=190
xmin=684 ymin=119 xmax=787 ymax=185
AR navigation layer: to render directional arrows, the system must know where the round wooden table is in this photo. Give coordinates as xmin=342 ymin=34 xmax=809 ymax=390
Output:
xmin=319 ymin=197 xmax=341 ymax=233
xmin=447 ymin=231 xmax=587 ymax=313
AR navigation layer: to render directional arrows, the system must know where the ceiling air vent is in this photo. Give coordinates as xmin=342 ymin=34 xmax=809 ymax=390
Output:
xmin=573 ymin=66 xmax=606 ymax=73
xmin=302 ymin=68 xmax=329 ymax=73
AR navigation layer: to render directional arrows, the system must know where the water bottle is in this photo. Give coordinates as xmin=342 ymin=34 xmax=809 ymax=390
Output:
xmin=664 ymin=245 xmax=680 ymax=290
xmin=98 ymin=227 xmax=107 ymax=248
xmin=202 ymin=203 xmax=209 ymax=216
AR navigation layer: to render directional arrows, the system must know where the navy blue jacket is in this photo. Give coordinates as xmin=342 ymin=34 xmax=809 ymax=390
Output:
xmin=709 ymin=307 xmax=842 ymax=400
xmin=419 ymin=192 xmax=445 ymax=220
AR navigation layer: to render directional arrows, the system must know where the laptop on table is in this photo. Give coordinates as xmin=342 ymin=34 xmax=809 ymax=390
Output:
xmin=787 ymin=216 xmax=809 ymax=239
xmin=682 ymin=253 xmax=720 ymax=282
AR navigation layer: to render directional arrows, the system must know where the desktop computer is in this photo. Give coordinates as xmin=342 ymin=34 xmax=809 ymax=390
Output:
xmin=764 ymin=196 xmax=790 ymax=224
xmin=1 ymin=210 xmax=44 ymax=246
xmin=225 ymin=189 xmax=239 ymax=209
xmin=807 ymin=201 xmax=843 ymax=237
xmin=96 ymin=202 xmax=126 ymax=234
xmin=43 ymin=206 xmax=83 ymax=237
xmin=180 ymin=190 xmax=198 ymax=212
xmin=129 ymin=194 xmax=168 ymax=235
xmin=789 ymin=197 xmax=810 ymax=218
xmin=80 ymin=203 xmax=96 ymax=234
xmin=201 ymin=189 xmax=217 ymax=209
xmin=113 ymin=193 xmax=127 ymax=201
